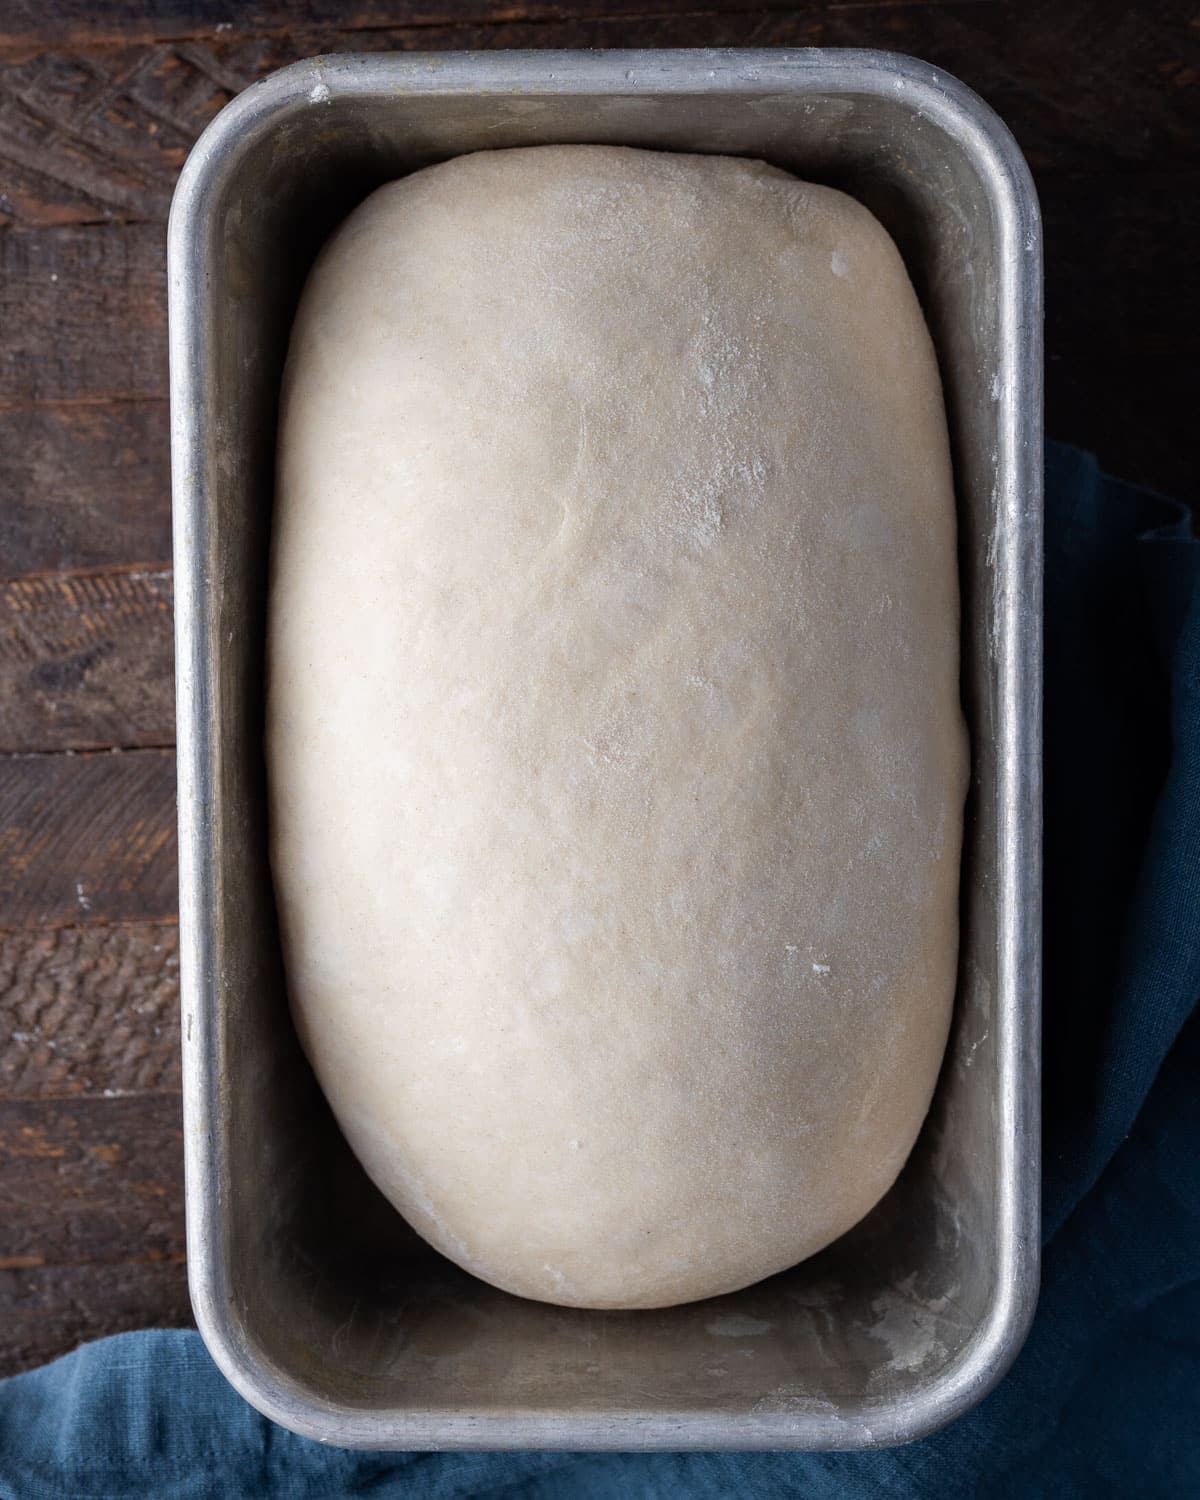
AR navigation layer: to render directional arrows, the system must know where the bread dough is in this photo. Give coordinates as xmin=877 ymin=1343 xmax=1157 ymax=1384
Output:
xmin=268 ymin=146 xmax=967 ymax=1310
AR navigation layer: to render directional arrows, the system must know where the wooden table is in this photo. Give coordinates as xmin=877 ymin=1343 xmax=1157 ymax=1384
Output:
xmin=1 ymin=1 xmax=1196 ymax=1376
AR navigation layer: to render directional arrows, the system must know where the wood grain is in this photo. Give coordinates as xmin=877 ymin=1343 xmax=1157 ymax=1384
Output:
xmin=0 ymin=34 xmax=272 ymax=225
xmin=0 ymin=921 xmax=180 ymax=1099
xmin=0 ymin=401 xmax=171 ymax=577
xmin=0 ymin=44 xmax=199 ymax=226
xmin=0 ymin=1092 xmax=188 ymax=1372
xmin=0 ymin=222 xmax=166 ymax=401
xmin=2 ymin=4 xmax=1197 ymax=228
xmin=0 ymin=749 xmax=176 ymax=928
xmin=0 ymin=1095 xmax=184 ymax=1266
xmin=0 ymin=1259 xmax=191 ymax=1375
xmin=2 ymin=0 xmax=782 ymax=55
xmin=0 ymin=566 xmax=174 ymax=752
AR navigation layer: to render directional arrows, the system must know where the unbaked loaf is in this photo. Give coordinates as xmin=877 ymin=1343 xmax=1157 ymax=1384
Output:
xmin=267 ymin=145 xmax=968 ymax=1310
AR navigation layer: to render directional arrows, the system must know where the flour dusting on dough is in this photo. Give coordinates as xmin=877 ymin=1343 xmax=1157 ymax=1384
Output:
xmin=269 ymin=144 xmax=967 ymax=1311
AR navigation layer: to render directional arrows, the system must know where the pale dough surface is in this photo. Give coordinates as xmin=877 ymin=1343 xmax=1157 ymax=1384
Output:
xmin=268 ymin=145 xmax=968 ymax=1310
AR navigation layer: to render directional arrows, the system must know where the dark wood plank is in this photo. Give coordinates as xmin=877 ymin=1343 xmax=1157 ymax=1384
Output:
xmin=0 ymin=921 xmax=180 ymax=1099
xmin=0 ymin=222 xmax=166 ymax=401
xmin=0 ymin=1257 xmax=192 ymax=1375
xmin=2 ymin=4 xmax=1197 ymax=227
xmin=1 ymin=0 xmax=779 ymax=55
xmin=0 ymin=566 xmax=174 ymax=753
xmin=0 ymin=44 xmax=193 ymax=226
xmin=0 ymin=400 xmax=171 ymax=576
xmin=0 ymin=749 xmax=176 ymax=928
xmin=0 ymin=1094 xmax=185 ymax=1264
xmin=0 ymin=1092 xmax=188 ymax=1373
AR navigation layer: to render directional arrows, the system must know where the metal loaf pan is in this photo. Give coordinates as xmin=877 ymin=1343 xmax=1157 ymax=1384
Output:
xmin=169 ymin=48 xmax=1042 ymax=1450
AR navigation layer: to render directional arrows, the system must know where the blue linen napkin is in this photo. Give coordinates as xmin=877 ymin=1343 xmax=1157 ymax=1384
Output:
xmin=2 ymin=442 xmax=1196 ymax=1498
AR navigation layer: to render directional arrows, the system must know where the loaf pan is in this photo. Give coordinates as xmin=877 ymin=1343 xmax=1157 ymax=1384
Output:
xmin=169 ymin=48 xmax=1042 ymax=1450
